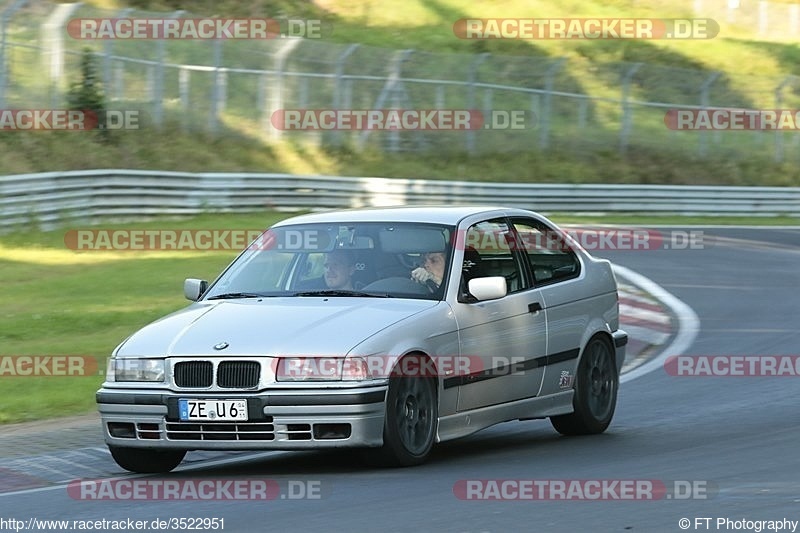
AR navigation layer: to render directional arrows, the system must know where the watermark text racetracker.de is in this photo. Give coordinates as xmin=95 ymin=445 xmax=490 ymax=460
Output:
xmin=453 ymin=479 xmax=716 ymax=500
xmin=679 ymin=517 xmax=799 ymax=532
xmin=665 ymin=108 xmax=800 ymax=130
xmin=0 ymin=109 xmax=142 ymax=131
xmin=68 ymin=17 xmax=325 ymax=39
xmin=64 ymin=229 xmax=268 ymax=251
xmin=0 ymin=356 xmax=99 ymax=376
xmin=453 ymin=18 xmax=719 ymax=40
xmin=270 ymin=109 xmax=533 ymax=131
xmin=456 ymin=227 xmax=707 ymax=253
xmin=665 ymin=356 xmax=800 ymax=377
xmin=67 ymin=478 xmax=327 ymax=501
xmin=63 ymin=227 xmax=708 ymax=252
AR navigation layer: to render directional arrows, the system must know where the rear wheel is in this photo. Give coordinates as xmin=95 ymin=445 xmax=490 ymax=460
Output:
xmin=367 ymin=355 xmax=438 ymax=467
xmin=551 ymin=335 xmax=618 ymax=435
xmin=109 ymin=446 xmax=186 ymax=473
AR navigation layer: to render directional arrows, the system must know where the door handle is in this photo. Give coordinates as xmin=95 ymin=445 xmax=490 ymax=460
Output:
xmin=528 ymin=302 xmax=542 ymax=313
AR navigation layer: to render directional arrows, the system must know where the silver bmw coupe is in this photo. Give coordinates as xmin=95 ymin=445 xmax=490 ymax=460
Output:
xmin=97 ymin=206 xmax=627 ymax=472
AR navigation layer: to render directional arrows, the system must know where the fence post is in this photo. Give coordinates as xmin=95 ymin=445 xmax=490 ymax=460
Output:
xmin=179 ymin=67 xmax=190 ymax=131
xmin=331 ymin=44 xmax=359 ymax=147
xmin=575 ymin=96 xmax=589 ymax=150
xmin=0 ymin=0 xmax=27 ymax=108
xmin=209 ymin=38 xmax=223 ymax=136
xmin=333 ymin=43 xmax=359 ymax=109
xmin=619 ymin=62 xmax=641 ymax=155
xmin=540 ymin=57 xmax=565 ymax=150
xmin=103 ymin=7 xmax=132 ymax=104
xmin=466 ymin=52 xmax=489 ymax=154
xmin=153 ymin=9 xmax=183 ymax=128
xmin=42 ymin=2 xmax=83 ymax=108
xmin=266 ymin=39 xmax=301 ymax=141
xmin=114 ymin=60 xmax=124 ymax=101
xmin=698 ymin=71 xmax=720 ymax=157
xmin=357 ymin=48 xmax=413 ymax=150
xmin=774 ymin=76 xmax=796 ymax=163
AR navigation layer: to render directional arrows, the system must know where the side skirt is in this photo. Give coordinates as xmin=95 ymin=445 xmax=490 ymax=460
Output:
xmin=436 ymin=390 xmax=574 ymax=443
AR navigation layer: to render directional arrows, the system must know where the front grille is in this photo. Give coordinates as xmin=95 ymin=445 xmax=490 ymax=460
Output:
xmin=174 ymin=361 xmax=213 ymax=388
xmin=218 ymin=361 xmax=260 ymax=388
xmin=166 ymin=420 xmax=275 ymax=441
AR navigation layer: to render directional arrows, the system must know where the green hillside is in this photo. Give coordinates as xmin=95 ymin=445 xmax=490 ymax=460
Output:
xmin=2 ymin=0 xmax=799 ymax=185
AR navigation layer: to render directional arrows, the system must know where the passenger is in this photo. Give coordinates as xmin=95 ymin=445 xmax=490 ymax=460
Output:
xmin=323 ymin=249 xmax=356 ymax=290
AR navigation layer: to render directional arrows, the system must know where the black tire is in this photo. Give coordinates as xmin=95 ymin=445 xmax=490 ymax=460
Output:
xmin=366 ymin=355 xmax=438 ymax=467
xmin=109 ymin=446 xmax=186 ymax=473
xmin=551 ymin=335 xmax=618 ymax=436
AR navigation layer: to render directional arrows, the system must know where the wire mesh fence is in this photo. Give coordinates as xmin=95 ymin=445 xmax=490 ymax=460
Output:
xmin=1 ymin=0 xmax=800 ymax=163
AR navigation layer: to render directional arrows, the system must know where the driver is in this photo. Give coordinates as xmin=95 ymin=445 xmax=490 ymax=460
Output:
xmin=411 ymin=251 xmax=446 ymax=290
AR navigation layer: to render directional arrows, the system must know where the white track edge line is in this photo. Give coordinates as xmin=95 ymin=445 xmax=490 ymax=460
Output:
xmin=613 ymin=264 xmax=700 ymax=383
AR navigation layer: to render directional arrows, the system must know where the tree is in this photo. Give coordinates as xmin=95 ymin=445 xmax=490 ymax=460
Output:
xmin=67 ymin=48 xmax=108 ymax=138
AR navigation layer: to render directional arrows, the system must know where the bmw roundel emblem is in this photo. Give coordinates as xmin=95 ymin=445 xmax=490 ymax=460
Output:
xmin=213 ymin=342 xmax=229 ymax=350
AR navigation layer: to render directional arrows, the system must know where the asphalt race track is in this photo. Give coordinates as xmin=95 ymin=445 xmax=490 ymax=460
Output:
xmin=1 ymin=226 xmax=798 ymax=533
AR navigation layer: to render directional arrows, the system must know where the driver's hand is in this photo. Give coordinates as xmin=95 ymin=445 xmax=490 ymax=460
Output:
xmin=411 ymin=267 xmax=434 ymax=283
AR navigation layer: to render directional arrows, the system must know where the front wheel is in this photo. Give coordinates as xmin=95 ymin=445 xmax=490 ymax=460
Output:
xmin=551 ymin=335 xmax=618 ymax=436
xmin=367 ymin=356 xmax=438 ymax=467
xmin=109 ymin=446 xmax=186 ymax=473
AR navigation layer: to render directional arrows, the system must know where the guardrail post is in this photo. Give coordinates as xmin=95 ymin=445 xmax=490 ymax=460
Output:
xmin=0 ymin=0 xmax=27 ymax=108
xmin=540 ymin=58 xmax=565 ymax=150
xmin=466 ymin=52 xmax=489 ymax=155
xmin=619 ymin=63 xmax=642 ymax=155
xmin=698 ymin=71 xmax=720 ymax=157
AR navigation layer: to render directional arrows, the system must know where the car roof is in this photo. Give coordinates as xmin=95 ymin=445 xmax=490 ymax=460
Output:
xmin=272 ymin=206 xmax=543 ymax=226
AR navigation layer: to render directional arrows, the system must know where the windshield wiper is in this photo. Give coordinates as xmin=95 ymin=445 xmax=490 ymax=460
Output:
xmin=206 ymin=292 xmax=266 ymax=300
xmin=294 ymin=290 xmax=391 ymax=298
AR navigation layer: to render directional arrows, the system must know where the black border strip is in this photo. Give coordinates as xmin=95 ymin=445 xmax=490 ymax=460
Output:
xmin=443 ymin=348 xmax=580 ymax=390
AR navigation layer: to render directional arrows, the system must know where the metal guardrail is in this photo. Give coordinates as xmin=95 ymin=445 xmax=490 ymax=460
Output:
xmin=1 ymin=169 xmax=799 ymax=231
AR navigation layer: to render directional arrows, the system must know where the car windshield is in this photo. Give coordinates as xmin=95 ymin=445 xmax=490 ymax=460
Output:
xmin=203 ymin=222 xmax=455 ymax=301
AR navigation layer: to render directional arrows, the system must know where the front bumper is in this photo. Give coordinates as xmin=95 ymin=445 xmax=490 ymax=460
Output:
xmin=96 ymin=385 xmax=387 ymax=450
xmin=613 ymin=329 xmax=628 ymax=373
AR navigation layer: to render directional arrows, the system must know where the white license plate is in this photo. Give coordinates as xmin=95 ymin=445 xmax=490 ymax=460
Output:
xmin=179 ymin=399 xmax=248 ymax=422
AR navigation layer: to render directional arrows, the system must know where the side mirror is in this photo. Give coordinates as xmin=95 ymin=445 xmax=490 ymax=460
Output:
xmin=467 ymin=276 xmax=507 ymax=301
xmin=184 ymin=278 xmax=208 ymax=301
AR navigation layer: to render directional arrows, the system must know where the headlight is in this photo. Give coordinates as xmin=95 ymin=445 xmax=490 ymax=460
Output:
xmin=342 ymin=357 xmax=369 ymax=380
xmin=107 ymin=358 xmax=165 ymax=382
xmin=276 ymin=357 xmax=342 ymax=381
xmin=275 ymin=357 xmax=372 ymax=381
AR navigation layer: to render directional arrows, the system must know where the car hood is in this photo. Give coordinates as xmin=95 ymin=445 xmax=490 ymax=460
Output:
xmin=115 ymin=298 xmax=438 ymax=358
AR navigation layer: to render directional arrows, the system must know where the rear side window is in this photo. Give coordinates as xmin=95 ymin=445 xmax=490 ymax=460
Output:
xmin=511 ymin=220 xmax=580 ymax=285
